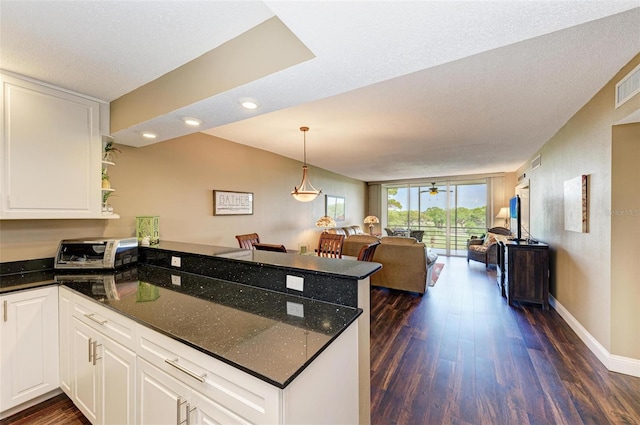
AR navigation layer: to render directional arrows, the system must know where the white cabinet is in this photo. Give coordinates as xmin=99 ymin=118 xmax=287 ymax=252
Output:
xmin=60 ymin=288 xmax=136 ymax=425
xmin=137 ymin=358 xmax=253 ymax=425
xmin=0 ymin=286 xmax=59 ymax=414
xmin=0 ymin=72 xmax=105 ymax=219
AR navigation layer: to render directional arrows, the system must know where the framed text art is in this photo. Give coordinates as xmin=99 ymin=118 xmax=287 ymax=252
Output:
xmin=563 ymin=175 xmax=588 ymax=233
xmin=325 ymin=195 xmax=345 ymax=222
xmin=213 ymin=190 xmax=253 ymax=215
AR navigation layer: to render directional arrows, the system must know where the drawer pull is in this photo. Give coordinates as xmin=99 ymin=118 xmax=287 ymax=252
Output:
xmin=3 ymin=300 xmax=6 ymax=322
xmin=84 ymin=313 xmax=107 ymax=325
xmin=165 ymin=358 xmax=206 ymax=383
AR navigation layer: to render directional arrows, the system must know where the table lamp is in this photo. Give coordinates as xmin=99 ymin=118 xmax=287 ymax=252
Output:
xmin=364 ymin=215 xmax=379 ymax=235
xmin=495 ymin=207 xmax=509 ymax=228
xmin=316 ymin=215 xmax=336 ymax=233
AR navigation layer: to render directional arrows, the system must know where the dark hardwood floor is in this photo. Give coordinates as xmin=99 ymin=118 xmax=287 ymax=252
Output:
xmin=4 ymin=256 xmax=640 ymax=424
xmin=1 ymin=393 xmax=89 ymax=425
xmin=371 ymin=256 xmax=640 ymax=425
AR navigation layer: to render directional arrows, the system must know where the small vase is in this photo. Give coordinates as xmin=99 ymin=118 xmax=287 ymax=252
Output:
xmin=102 ymin=179 xmax=110 ymax=189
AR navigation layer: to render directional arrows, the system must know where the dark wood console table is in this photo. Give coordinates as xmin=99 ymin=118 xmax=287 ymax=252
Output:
xmin=502 ymin=241 xmax=550 ymax=309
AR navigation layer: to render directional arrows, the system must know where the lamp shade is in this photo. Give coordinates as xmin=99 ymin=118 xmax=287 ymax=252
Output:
xmin=316 ymin=215 xmax=336 ymax=229
xmin=363 ymin=215 xmax=379 ymax=225
xmin=495 ymin=207 xmax=509 ymax=219
xmin=495 ymin=207 xmax=509 ymax=227
xmin=291 ymin=127 xmax=321 ymax=202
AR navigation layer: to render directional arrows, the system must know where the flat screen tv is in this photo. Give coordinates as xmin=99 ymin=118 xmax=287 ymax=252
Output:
xmin=509 ymin=195 xmax=522 ymax=241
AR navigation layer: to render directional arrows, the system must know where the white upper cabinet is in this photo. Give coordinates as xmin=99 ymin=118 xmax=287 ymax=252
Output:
xmin=0 ymin=72 xmax=106 ymax=219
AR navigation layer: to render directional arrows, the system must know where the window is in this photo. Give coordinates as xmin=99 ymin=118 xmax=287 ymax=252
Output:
xmin=384 ymin=180 xmax=487 ymax=256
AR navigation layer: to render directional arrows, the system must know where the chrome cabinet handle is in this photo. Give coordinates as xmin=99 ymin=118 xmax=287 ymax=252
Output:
xmin=177 ymin=397 xmax=187 ymax=425
xmin=186 ymin=403 xmax=195 ymax=425
xmin=3 ymin=300 xmax=6 ymax=322
xmin=165 ymin=358 xmax=206 ymax=383
xmin=88 ymin=337 xmax=93 ymax=363
xmin=84 ymin=313 xmax=107 ymax=325
xmin=92 ymin=340 xmax=102 ymax=365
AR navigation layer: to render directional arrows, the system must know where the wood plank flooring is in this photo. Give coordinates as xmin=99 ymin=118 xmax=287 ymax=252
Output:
xmin=4 ymin=256 xmax=639 ymax=424
xmin=371 ymin=256 xmax=640 ymax=425
xmin=1 ymin=393 xmax=89 ymax=425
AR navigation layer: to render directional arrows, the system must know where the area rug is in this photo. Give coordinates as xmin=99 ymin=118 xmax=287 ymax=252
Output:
xmin=430 ymin=263 xmax=444 ymax=286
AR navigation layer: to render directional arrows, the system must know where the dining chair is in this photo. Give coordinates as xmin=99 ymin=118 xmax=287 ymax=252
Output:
xmin=253 ymin=243 xmax=287 ymax=253
xmin=235 ymin=233 xmax=260 ymax=249
xmin=316 ymin=233 xmax=345 ymax=258
xmin=357 ymin=241 xmax=380 ymax=262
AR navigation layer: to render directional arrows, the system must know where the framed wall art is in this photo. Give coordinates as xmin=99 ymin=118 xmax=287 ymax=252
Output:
xmin=213 ymin=190 xmax=253 ymax=215
xmin=325 ymin=195 xmax=345 ymax=222
xmin=563 ymin=175 xmax=588 ymax=233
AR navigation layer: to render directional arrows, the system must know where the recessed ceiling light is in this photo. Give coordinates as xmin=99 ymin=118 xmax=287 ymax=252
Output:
xmin=182 ymin=117 xmax=202 ymax=127
xmin=238 ymin=97 xmax=260 ymax=110
xmin=142 ymin=132 xmax=157 ymax=139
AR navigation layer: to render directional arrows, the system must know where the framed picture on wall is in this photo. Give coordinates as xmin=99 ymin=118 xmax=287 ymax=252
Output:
xmin=213 ymin=190 xmax=253 ymax=215
xmin=325 ymin=195 xmax=345 ymax=222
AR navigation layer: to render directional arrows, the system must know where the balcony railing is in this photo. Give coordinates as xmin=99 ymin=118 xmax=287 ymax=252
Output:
xmin=385 ymin=225 xmax=487 ymax=256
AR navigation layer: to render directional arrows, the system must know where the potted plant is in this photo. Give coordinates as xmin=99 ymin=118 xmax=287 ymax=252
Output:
xmin=101 ymin=169 xmax=110 ymax=189
xmin=103 ymin=139 xmax=121 ymax=162
xmin=102 ymin=190 xmax=115 ymax=213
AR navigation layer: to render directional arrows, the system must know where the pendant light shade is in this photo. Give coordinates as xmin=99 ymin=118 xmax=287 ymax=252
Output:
xmin=292 ymin=126 xmax=321 ymax=202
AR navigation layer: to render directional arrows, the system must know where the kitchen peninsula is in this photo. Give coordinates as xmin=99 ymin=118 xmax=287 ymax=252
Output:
xmin=1 ymin=241 xmax=380 ymax=424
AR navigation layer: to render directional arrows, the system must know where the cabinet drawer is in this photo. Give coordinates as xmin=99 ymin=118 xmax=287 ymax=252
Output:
xmin=136 ymin=325 xmax=280 ymax=425
xmin=72 ymin=294 xmax=136 ymax=349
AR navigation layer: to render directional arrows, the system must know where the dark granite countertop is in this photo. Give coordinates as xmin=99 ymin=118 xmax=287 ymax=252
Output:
xmin=58 ymin=264 xmax=361 ymax=389
xmin=0 ymin=270 xmax=56 ymax=294
xmin=145 ymin=240 xmax=381 ymax=280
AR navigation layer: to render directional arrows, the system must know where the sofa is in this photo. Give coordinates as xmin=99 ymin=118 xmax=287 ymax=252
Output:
xmin=327 ymin=225 xmax=366 ymax=237
xmin=342 ymin=234 xmax=437 ymax=294
xmin=466 ymin=226 xmax=511 ymax=267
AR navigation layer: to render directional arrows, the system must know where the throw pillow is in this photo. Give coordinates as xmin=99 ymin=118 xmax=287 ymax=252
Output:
xmin=482 ymin=233 xmax=498 ymax=247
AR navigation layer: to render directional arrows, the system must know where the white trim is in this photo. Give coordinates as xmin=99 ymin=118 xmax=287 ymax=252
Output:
xmin=549 ymin=295 xmax=640 ymax=378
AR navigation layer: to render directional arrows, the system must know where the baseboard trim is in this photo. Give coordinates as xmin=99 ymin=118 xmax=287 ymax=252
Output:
xmin=549 ymin=295 xmax=640 ymax=378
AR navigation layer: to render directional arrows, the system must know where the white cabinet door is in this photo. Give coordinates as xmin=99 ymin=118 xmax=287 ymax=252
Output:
xmin=0 ymin=286 xmax=59 ymax=413
xmin=98 ymin=334 xmax=136 ymax=425
xmin=0 ymin=73 xmax=102 ymax=219
xmin=72 ymin=318 xmax=100 ymax=424
xmin=137 ymin=358 xmax=191 ymax=425
xmin=68 ymin=293 xmax=136 ymax=425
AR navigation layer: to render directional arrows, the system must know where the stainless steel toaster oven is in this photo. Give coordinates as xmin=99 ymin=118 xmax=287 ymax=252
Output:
xmin=55 ymin=237 xmax=138 ymax=269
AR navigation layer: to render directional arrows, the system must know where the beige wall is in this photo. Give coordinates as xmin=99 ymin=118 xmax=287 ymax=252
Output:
xmin=611 ymin=123 xmax=640 ymax=357
xmin=0 ymin=133 xmax=366 ymax=262
xmin=515 ymin=54 xmax=640 ymax=360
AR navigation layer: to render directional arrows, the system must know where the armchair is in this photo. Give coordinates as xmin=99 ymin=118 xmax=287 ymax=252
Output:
xmin=466 ymin=227 xmax=511 ymax=268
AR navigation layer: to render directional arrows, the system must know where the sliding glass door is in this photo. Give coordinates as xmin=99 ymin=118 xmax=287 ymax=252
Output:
xmin=385 ymin=180 xmax=487 ymax=256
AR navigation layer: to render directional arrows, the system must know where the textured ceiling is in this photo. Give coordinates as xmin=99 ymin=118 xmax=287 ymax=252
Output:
xmin=1 ymin=1 xmax=639 ymax=182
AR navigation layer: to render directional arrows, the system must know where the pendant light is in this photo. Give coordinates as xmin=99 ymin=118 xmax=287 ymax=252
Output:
xmin=291 ymin=126 xmax=321 ymax=202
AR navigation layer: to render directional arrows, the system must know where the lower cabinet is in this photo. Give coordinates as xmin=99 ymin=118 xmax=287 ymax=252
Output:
xmin=137 ymin=358 xmax=248 ymax=425
xmin=72 ymin=318 xmax=136 ymax=425
xmin=60 ymin=287 xmax=136 ymax=425
xmin=0 ymin=286 xmax=59 ymax=416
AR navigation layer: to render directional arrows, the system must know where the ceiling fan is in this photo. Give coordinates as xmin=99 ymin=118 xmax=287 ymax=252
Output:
xmin=419 ymin=182 xmax=441 ymax=196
